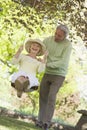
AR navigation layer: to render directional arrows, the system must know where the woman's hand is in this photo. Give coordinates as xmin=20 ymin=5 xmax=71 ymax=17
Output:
xmin=18 ymin=45 xmax=24 ymax=53
xmin=14 ymin=45 xmax=24 ymax=58
xmin=39 ymin=50 xmax=49 ymax=63
xmin=44 ymin=50 xmax=49 ymax=57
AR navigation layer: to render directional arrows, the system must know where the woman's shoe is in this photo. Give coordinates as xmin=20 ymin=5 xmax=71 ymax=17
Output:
xmin=17 ymin=90 xmax=23 ymax=98
xmin=23 ymin=79 xmax=30 ymax=92
xmin=15 ymin=79 xmax=24 ymax=98
xmin=15 ymin=79 xmax=29 ymax=97
xmin=11 ymin=82 xmax=15 ymax=88
xmin=15 ymin=79 xmax=24 ymax=91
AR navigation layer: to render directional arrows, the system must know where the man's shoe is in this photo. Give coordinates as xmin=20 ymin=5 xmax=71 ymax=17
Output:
xmin=35 ymin=121 xmax=43 ymax=128
xmin=43 ymin=123 xmax=49 ymax=130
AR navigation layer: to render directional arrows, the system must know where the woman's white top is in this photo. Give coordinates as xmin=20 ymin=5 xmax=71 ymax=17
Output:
xmin=11 ymin=54 xmax=45 ymax=90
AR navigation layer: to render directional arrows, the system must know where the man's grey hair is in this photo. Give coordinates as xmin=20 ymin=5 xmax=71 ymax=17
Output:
xmin=57 ymin=24 xmax=69 ymax=37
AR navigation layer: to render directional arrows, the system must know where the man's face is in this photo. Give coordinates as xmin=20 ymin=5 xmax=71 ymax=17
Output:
xmin=54 ymin=28 xmax=66 ymax=42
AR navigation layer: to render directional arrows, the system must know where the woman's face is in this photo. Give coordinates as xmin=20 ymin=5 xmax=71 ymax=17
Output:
xmin=29 ymin=42 xmax=41 ymax=54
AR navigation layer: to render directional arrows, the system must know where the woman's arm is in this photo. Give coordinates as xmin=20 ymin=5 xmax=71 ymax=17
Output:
xmin=11 ymin=45 xmax=24 ymax=64
xmin=14 ymin=45 xmax=24 ymax=58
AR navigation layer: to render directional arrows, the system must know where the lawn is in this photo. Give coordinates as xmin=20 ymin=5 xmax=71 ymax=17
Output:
xmin=0 ymin=115 xmax=42 ymax=130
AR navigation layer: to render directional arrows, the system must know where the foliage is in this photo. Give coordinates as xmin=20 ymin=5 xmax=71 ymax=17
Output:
xmin=0 ymin=0 xmax=87 ymax=125
xmin=1 ymin=0 xmax=87 ymax=42
xmin=0 ymin=0 xmax=87 ymax=74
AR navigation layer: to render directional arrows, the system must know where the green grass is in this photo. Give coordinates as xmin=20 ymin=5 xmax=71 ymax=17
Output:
xmin=0 ymin=78 xmax=54 ymax=130
xmin=0 ymin=115 xmax=41 ymax=130
xmin=0 ymin=115 xmax=53 ymax=130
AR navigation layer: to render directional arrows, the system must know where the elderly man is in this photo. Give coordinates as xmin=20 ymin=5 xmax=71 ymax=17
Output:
xmin=36 ymin=24 xmax=72 ymax=130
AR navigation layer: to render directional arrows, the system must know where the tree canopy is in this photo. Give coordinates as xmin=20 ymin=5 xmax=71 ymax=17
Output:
xmin=0 ymin=0 xmax=87 ymax=124
xmin=1 ymin=0 xmax=87 ymax=41
xmin=0 ymin=0 xmax=87 ymax=77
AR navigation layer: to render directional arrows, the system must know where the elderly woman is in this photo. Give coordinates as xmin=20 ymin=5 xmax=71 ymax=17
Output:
xmin=11 ymin=39 xmax=47 ymax=98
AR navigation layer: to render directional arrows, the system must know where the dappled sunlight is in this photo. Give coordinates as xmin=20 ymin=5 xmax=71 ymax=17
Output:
xmin=0 ymin=0 xmax=87 ymax=129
